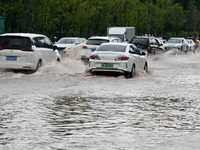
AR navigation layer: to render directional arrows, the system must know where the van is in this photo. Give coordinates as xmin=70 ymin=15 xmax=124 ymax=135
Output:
xmin=0 ymin=33 xmax=60 ymax=71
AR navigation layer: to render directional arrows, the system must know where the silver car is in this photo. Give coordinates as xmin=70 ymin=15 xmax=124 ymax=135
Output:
xmin=165 ymin=37 xmax=189 ymax=52
xmin=54 ymin=37 xmax=85 ymax=52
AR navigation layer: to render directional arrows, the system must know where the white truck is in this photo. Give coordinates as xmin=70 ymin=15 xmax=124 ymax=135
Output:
xmin=107 ymin=27 xmax=135 ymax=42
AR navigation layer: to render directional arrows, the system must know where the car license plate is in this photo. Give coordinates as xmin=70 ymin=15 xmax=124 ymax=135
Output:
xmin=6 ymin=56 xmax=17 ymax=61
xmin=138 ymin=47 xmax=142 ymax=50
xmin=101 ymin=64 xmax=113 ymax=68
xmin=91 ymin=49 xmax=96 ymax=52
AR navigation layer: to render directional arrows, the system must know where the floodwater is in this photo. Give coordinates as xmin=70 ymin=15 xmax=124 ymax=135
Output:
xmin=0 ymin=50 xmax=200 ymax=150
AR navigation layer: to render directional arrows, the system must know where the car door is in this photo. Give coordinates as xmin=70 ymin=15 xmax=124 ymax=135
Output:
xmin=150 ymin=38 xmax=163 ymax=54
xmin=44 ymin=37 xmax=59 ymax=61
xmin=34 ymin=36 xmax=58 ymax=62
xmin=129 ymin=45 xmax=144 ymax=69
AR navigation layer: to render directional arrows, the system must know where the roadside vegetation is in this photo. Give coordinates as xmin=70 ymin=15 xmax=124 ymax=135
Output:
xmin=0 ymin=0 xmax=200 ymax=39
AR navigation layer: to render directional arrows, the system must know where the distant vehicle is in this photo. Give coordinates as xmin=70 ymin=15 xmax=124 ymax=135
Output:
xmin=165 ymin=37 xmax=189 ymax=52
xmin=54 ymin=37 xmax=85 ymax=53
xmin=186 ymin=39 xmax=195 ymax=51
xmin=81 ymin=36 xmax=122 ymax=63
xmin=130 ymin=36 xmax=164 ymax=55
xmin=89 ymin=43 xmax=148 ymax=78
xmin=0 ymin=33 xmax=60 ymax=72
xmin=107 ymin=27 xmax=135 ymax=42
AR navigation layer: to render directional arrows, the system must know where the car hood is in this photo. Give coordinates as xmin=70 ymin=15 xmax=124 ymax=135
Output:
xmin=166 ymin=43 xmax=181 ymax=47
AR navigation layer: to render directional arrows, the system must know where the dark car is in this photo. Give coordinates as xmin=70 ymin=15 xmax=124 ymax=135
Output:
xmin=130 ymin=36 xmax=164 ymax=55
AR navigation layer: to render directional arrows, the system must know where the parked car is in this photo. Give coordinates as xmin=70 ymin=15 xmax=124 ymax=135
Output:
xmin=186 ymin=39 xmax=195 ymax=52
xmin=89 ymin=43 xmax=148 ymax=78
xmin=165 ymin=37 xmax=189 ymax=52
xmin=81 ymin=36 xmax=122 ymax=63
xmin=54 ymin=37 xmax=85 ymax=54
xmin=130 ymin=36 xmax=164 ymax=55
xmin=0 ymin=33 xmax=60 ymax=72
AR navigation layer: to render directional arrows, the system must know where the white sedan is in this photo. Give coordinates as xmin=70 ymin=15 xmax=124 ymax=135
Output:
xmin=89 ymin=43 xmax=148 ymax=78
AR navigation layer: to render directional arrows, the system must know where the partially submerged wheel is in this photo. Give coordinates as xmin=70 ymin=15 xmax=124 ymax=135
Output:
xmin=36 ymin=60 xmax=42 ymax=71
xmin=124 ymin=65 xmax=135 ymax=79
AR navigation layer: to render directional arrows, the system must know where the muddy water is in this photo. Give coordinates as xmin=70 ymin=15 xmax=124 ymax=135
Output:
xmin=0 ymin=51 xmax=200 ymax=150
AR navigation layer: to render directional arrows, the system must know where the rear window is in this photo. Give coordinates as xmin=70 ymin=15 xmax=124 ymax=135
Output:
xmin=57 ymin=38 xmax=75 ymax=44
xmin=131 ymin=38 xmax=148 ymax=46
xmin=86 ymin=39 xmax=109 ymax=45
xmin=0 ymin=36 xmax=31 ymax=48
xmin=168 ymin=39 xmax=181 ymax=43
xmin=97 ymin=45 xmax=126 ymax=52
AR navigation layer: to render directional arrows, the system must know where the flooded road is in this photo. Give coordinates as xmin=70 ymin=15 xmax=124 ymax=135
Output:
xmin=1 ymin=51 xmax=200 ymax=150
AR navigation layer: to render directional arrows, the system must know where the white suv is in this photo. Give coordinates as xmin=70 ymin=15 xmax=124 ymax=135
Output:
xmin=0 ymin=33 xmax=60 ymax=72
xmin=81 ymin=36 xmax=122 ymax=63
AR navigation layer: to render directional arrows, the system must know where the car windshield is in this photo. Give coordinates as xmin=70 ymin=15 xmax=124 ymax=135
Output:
xmin=86 ymin=39 xmax=109 ymax=45
xmin=0 ymin=36 xmax=31 ymax=48
xmin=168 ymin=39 xmax=182 ymax=43
xmin=97 ymin=45 xmax=126 ymax=52
xmin=57 ymin=38 xmax=75 ymax=44
xmin=131 ymin=38 xmax=148 ymax=45
xmin=108 ymin=34 xmax=123 ymax=41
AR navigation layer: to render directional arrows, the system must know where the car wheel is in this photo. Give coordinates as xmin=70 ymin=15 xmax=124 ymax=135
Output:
xmin=124 ymin=65 xmax=135 ymax=79
xmin=57 ymin=58 xmax=60 ymax=62
xmin=36 ymin=60 xmax=42 ymax=71
xmin=144 ymin=62 xmax=148 ymax=73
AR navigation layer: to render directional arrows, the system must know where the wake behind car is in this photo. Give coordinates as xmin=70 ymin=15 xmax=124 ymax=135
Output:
xmin=0 ymin=33 xmax=60 ymax=72
xmin=165 ymin=37 xmax=189 ymax=52
xmin=89 ymin=43 xmax=148 ymax=78
xmin=81 ymin=36 xmax=122 ymax=63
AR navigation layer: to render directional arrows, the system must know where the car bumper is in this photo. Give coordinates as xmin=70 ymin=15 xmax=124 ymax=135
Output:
xmin=89 ymin=60 xmax=130 ymax=74
xmin=0 ymin=62 xmax=37 ymax=70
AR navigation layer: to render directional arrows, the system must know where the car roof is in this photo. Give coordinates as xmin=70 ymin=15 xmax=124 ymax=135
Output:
xmin=169 ymin=37 xmax=185 ymax=39
xmin=88 ymin=36 xmax=118 ymax=40
xmin=59 ymin=37 xmax=81 ymax=39
xmin=133 ymin=36 xmax=154 ymax=39
xmin=100 ymin=42 xmax=130 ymax=46
xmin=0 ymin=33 xmax=46 ymax=38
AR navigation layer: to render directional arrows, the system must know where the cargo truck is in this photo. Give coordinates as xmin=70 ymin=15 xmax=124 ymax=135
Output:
xmin=107 ymin=27 xmax=135 ymax=42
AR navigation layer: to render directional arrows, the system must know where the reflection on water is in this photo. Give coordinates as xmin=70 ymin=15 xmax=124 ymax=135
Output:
xmin=0 ymin=96 xmax=200 ymax=149
xmin=42 ymin=96 xmax=200 ymax=149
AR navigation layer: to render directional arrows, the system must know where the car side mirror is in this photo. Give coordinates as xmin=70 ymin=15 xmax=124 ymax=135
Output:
xmin=53 ymin=45 xmax=57 ymax=51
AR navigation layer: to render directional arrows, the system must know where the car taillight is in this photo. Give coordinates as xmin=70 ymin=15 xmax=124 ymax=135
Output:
xmin=147 ymin=45 xmax=152 ymax=51
xmin=82 ymin=45 xmax=87 ymax=49
xmin=21 ymin=48 xmax=34 ymax=51
xmin=115 ymin=56 xmax=129 ymax=60
xmin=90 ymin=55 xmax=99 ymax=59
